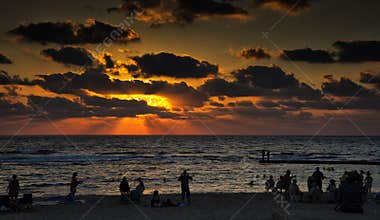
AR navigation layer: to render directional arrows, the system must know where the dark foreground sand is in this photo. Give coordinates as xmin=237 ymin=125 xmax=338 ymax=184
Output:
xmin=1 ymin=193 xmax=378 ymax=220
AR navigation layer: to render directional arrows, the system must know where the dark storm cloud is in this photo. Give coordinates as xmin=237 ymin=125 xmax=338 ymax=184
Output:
xmin=256 ymin=100 xmax=279 ymax=108
xmin=41 ymin=47 xmax=95 ymax=66
xmin=278 ymin=83 xmax=323 ymax=100
xmin=360 ymin=72 xmax=380 ymax=89
xmin=209 ymin=101 xmax=224 ymax=107
xmin=103 ymin=54 xmax=115 ymax=68
xmin=210 ymin=102 xmax=288 ymax=119
xmin=235 ymin=101 xmax=254 ymax=107
xmin=0 ymin=70 xmax=34 ymax=85
xmin=283 ymin=41 xmax=380 ymax=63
xmin=0 ymin=53 xmax=12 ymax=64
xmin=280 ymin=48 xmax=334 ymax=63
xmin=199 ymin=78 xmax=267 ymax=97
xmin=333 ymin=41 xmax=380 ymax=62
xmin=234 ymin=65 xmax=298 ymax=89
xmin=322 ymin=77 xmax=376 ymax=97
xmin=0 ymin=98 xmax=31 ymax=117
xmin=253 ymin=0 xmax=315 ymax=13
xmin=9 ymin=20 xmax=139 ymax=44
xmin=28 ymin=95 xmax=176 ymax=119
xmin=278 ymin=95 xmax=380 ymax=110
xmin=35 ymin=69 xmax=209 ymax=107
xmin=239 ymin=48 xmax=271 ymax=59
xmin=131 ymin=52 xmax=218 ymax=78
xmin=108 ymin=0 xmax=248 ymax=26
xmin=199 ymin=66 xmax=322 ymax=100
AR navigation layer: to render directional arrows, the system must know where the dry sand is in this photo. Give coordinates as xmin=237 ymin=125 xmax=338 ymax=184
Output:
xmin=1 ymin=193 xmax=378 ymax=220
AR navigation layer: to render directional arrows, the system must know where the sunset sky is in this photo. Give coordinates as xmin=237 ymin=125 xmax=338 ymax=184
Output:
xmin=1 ymin=0 xmax=380 ymax=135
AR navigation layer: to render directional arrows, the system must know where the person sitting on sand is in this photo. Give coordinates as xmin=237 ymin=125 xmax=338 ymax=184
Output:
xmin=376 ymin=192 xmax=380 ymax=204
xmin=119 ymin=177 xmax=130 ymax=200
xmin=364 ymin=172 xmax=373 ymax=194
xmin=288 ymin=179 xmax=302 ymax=202
xmin=8 ymin=175 xmax=20 ymax=201
xmin=265 ymin=176 xmax=275 ymax=192
xmin=327 ymin=179 xmax=338 ymax=203
xmin=312 ymin=167 xmax=325 ymax=192
xmin=66 ymin=172 xmax=83 ymax=201
xmin=151 ymin=190 xmax=161 ymax=207
xmin=178 ymin=170 xmax=193 ymax=203
xmin=130 ymin=178 xmax=145 ymax=202
xmin=308 ymin=176 xmax=321 ymax=202
xmin=336 ymin=171 xmax=364 ymax=213
xmin=136 ymin=178 xmax=145 ymax=194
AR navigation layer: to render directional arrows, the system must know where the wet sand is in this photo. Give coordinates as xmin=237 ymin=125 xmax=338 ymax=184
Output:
xmin=1 ymin=193 xmax=378 ymax=220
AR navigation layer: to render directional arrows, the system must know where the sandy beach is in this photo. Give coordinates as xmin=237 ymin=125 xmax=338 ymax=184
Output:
xmin=1 ymin=193 xmax=378 ymax=220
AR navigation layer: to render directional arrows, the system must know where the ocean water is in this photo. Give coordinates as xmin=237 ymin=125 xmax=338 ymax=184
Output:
xmin=0 ymin=136 xmax=379 ymax=197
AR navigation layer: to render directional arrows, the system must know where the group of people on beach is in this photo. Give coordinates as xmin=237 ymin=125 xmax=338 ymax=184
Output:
xmin=263 ymin=167 xmax=375 ymax=213
xmin=2 ymin=167 xmax=378 ymax=213
xmin=118 ymin=170 xmax=193 ymax=207
xmin=3 ymin=172 xmax=194 ymax=211
xmin=3 ymin=170 xmax=193 ymax=210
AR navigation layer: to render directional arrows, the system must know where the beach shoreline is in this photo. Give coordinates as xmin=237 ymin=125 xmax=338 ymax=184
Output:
xmin=1 ymin=193 xmax=378 ymax=220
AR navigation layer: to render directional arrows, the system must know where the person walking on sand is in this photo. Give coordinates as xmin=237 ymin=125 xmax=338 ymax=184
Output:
xmin=66 ymin=172 xmax=83 ymax=201
xmin=178 ymin=170 xmax=193 ymax=203
xmin=8 ymin=175 xmax=20 ymax=201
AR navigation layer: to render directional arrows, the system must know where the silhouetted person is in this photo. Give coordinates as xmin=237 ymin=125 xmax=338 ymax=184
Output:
xmin=178 ymin=170 xmax=192 ymax=203
xmin=308 ymin=175 xmax=321 ymax=202
xmin=283 ymin=170 xmax=292 ymax=192
xmin=8 ymin=175 xmax=20 ymax=201
xmin=130 ymin=177 xmax=145 ymax=202
xmin=136 ymin=177 xmax=145 ymax=194
xmin=327 ymin=179 xmax=338 ymax=203
xmin=364 ymin=172 xmax=373 ymax=193
xmin=288 ymin=179 xmax=302 ymax=202
xmin=266 ymin=151 xmax=270 ymax=161
xmin=261 ymin=150 xmax=265 ymax=161
xmin=312 ymin=167 xmax=325 ymax=192
xmin=337 ymin=172 xmax=364 ymax=213
xmin=151 ymin=190 xmax=161 ymax=207
xmin=276 ymin=176 xmax=285 ymax=192
xmin=66 ymin=172 xmax=82 ymax=201
xmin=119 ymin=177 xmax=130 ymax=200
xmin=265 ymin=175 xmax=275 ymax=192
xmin=359 ymin=170 xmax=365 ymax=182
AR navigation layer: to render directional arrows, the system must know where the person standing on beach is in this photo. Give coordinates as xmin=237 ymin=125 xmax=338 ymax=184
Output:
xmin=8 ymin=175 xmax=20 ymax=201
xmin=265 ymin=176 xmax=275 ymax=192
xmin=364 ymin=172 xmax=373 ymax=193
xmin=312 ymin=167 xmax=325 ymax=192
xmin=66 ymin=172 xmax=82 ymax=201
xmin=119 ymin=177 xmax=130 ymax=200
xmin=178 ymin=170 xmax=193 ymax=203
xmin=283 ymin=170 xmax=292 ymax=192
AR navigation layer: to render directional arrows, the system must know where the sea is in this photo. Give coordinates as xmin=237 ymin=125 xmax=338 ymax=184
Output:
xmin=0 ymin=136 xmax=379 ymax=197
